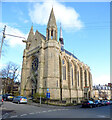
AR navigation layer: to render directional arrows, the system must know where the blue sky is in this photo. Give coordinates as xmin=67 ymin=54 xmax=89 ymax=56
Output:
xmin=0 ymin=1 xmax=110 ymax=85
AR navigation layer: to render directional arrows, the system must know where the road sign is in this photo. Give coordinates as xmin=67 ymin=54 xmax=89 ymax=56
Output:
xmin=47 ymin=88 xmax=49 ymax=92
xmin=46 ymin=93 xmax=50 ymax=99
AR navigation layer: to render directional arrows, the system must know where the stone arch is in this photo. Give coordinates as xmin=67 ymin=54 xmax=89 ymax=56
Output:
xmin=77 ymin=64 xmax=80 ymax=88
xmin=84 ymin=69 xmax=87 ymax=87
xmin=62 ymin=56 xmax=68 ymax=81
xmin=80 ymin=66 xmax=83 ymax=90
xmin=70 ymin=60 xmax=75 ymax=87
xmin=71 ymin=60 xmax=78 ymax=89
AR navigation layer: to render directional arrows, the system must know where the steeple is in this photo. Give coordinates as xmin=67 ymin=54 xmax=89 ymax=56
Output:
xmin=27 ymin=25 xmax=34 ymax=41
xmin=59 ymin=23 xmax=64 ymax=49
xmin=46 ymin=8 xmax=57 ymax=41
xmin=47 ymin=7 xmax=57 ymax=28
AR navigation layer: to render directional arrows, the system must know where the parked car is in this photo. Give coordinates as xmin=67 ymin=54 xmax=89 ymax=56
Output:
xmin=13 ymin=96 xmax=27 ymax=104
xmin=100 ymin=100 xmax=105 ymax=106
xmin=102 ymin=100 xmax=109 ymax=106
xmin=94 ymin=100 xmax=102 ymax=107
xmin=106 ymin=101 xmax=110 ymax=105
xmin=82 ymin=100 xmax=96 ymax=108
xmin=0 ymin=95 xmax=3 ymax=106
xmin=3 ymin=94 xmax=14 ymax=101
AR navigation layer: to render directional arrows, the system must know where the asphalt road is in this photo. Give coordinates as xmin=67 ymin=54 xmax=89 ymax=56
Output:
xmin=1 ymin=101 xmax=111 ymax=119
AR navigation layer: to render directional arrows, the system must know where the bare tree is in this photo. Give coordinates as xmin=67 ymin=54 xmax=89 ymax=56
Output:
xmin=0 ymin=62 xmax=20 ymax=94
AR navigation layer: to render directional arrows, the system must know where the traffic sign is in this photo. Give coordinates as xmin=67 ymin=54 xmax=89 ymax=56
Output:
xmin=46 ymin=93 xmax=50 ymax=99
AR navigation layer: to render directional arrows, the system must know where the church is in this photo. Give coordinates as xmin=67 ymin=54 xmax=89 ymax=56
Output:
xmin=20 ymin=8 xmax=93 ymax=103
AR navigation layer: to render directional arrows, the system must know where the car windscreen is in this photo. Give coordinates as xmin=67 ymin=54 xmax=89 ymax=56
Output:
xmin=89 ymin=101 xmax=93 ymax=103
xmin=22 ymin=97 xmax=27 ymax=99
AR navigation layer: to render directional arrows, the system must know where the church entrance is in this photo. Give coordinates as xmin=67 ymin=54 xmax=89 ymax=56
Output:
xmin=31 ymin=89 xmax=36 ymax=96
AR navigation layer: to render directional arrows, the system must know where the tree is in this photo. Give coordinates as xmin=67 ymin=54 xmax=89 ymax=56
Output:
xmin=0 ymin=62 xmax=20 ymax=94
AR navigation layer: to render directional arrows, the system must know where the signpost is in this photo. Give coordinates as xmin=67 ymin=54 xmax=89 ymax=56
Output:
xmin=46 ymin=88 xmax=50 ymax=105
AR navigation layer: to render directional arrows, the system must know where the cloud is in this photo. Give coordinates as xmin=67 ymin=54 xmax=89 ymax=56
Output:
xmin=24 ymin=20 xmax=29 ymax=23
xmin=29 ymin=0 xmax=83 ymax=30
xmin=0 ymin=23 xmax=27 ymax=47
xmin=93 ymin=74 xmax=110 ymax=85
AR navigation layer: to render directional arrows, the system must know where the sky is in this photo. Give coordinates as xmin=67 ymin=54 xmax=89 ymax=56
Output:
xmin=0 ymin=1 xmax=110 ymax=85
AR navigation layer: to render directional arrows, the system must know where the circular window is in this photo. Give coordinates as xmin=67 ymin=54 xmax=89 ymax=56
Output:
xmin=32 ymin=57 xmax=38 ymax=71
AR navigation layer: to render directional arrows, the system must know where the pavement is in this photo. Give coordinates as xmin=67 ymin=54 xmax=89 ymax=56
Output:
xmin=27 ymin=100 xmax=82 ymax=109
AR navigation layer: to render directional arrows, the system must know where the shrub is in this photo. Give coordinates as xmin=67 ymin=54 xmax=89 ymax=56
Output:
xmin=33 ymin=92 xmax=46 ymax=100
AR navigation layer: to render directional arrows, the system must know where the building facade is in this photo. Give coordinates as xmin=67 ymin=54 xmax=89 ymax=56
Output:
xmin=21 ymin=8 xmax=93 ymax=103
xmin=93 ymin=84 xmax=112 ymax=100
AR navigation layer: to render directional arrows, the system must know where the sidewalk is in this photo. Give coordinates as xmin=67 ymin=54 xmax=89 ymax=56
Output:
xmin=27 ymin=100 xmax=81 ymax=109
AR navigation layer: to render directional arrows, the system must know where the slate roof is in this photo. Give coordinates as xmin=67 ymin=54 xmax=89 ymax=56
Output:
xmin=38 ymin=32 xmax=46 ymax=40
xmin=61 ymin=47 xmax=78 ymax=60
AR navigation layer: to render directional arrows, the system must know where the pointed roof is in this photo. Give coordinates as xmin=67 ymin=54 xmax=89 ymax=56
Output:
xmin=27 ymin=25 xmax=34 ymax=41
xmin=47 ymin=7 xmax=57 ymax=28
xmin=30 ymin=25 xmax=34 ymax=34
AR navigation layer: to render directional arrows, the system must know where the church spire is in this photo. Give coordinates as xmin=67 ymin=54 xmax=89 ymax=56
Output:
xmin=47 ymin=7 xmax=57 ymax=28
xmin=59 ymin=23 xmax=64 ymax=48
xmin=46 ymin=7 xmax=57 ymax=41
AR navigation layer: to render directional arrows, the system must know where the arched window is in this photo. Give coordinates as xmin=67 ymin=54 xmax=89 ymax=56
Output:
xmin=62 ymin=59 xmax=66 ymax=80
xmin=74 ymin=64 xmax=77 ymax=87
xmin=51 ymin=30 xmax=53 ymax=39
xmin=85 ymin=70 xmax=87 ymax=87
xmin=71 ymin=62 xmax=74 ymax=86
xmin=88 ymin=71 xmax=91 ymax=87
xmin=77 ymin=71 xmax=79 ymax=86
xmin=80 ymin=67 xmax=83 ymax=89
xmin=72 ymin=67 xmax=73 ymax=86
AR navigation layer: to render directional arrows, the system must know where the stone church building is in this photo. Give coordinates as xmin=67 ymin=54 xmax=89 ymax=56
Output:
xmin=21 ymin=8 xmax=93 ymax=103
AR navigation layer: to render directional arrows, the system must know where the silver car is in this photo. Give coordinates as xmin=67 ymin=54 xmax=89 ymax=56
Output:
xmin=13 ymin=96 xmax=27 ymax=104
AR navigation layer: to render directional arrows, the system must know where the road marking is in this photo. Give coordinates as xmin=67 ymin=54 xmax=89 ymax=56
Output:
xmin=52 ymin=109 xmax=57 ymax=111
xmin=2 ymin=113 xmax=9 ymax=119
xmin=42 ymin=111 xmax=47 ymax=113
xmin=48 ymin=110 xmax=52 ymax=112
xmin=97 ymin=115 xmax=106 ymax=118
xmin=29 ymin=112 xmax=35 ymax=115
xmin=10 ymin=115 xmax=18 ymax=118
xmin=20 ymin=114 xmax=27 ymax=116
xmin=36 ymin=112 xmax=40 ymax=114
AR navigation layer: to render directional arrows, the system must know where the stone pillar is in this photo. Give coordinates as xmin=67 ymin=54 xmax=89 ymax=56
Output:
xmin=68 ymin=60 xmax=71 ymax=103
xmin=53 ymin=28 xmax=55 ymax=40
xmin=46 ymin=29 xmax=48 ymax=40
xmin=49 ymin=28 xmax=51 ymax=40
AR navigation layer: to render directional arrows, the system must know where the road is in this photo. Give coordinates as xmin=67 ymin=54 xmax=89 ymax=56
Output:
xmin=1 ymin=101 xmax=111 ymax=119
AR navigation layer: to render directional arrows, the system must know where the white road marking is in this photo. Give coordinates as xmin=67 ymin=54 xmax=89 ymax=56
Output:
xmin=10 ymin=115 xmax=18 ymax=118
xmin=48 ymin=110 xmax=52 ymax=112
xmin=42 ymin=111 xmax=47 ymax=113
xmin=2 ymin=113 xmax=9 ymax=119
xmin=29 ymin=112 xmax=35 ymax=115
xmin=97 ymin=115 xmax=106 ymax=118
xmin=52 ymin=109 xmax=57 ymax=111
xmin=20 ymin=114 xmax=27 ymax=116
xmin=36 ymin=112 xmax=40 ymax=114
